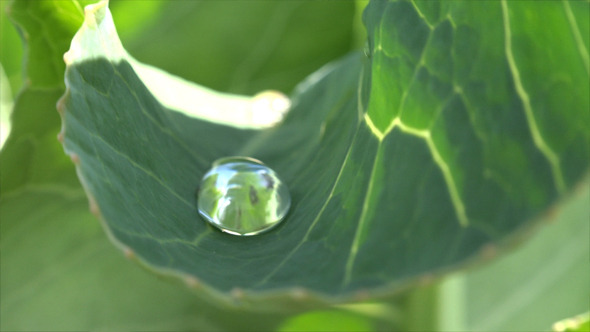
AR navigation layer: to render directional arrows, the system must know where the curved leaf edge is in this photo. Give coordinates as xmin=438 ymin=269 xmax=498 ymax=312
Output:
xmin=62 ymin=0 xmax=291 ymax=131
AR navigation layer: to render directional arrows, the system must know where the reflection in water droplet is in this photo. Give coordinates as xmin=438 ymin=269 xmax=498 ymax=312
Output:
xmin=197 ymin=157 xmax=291 ymax=236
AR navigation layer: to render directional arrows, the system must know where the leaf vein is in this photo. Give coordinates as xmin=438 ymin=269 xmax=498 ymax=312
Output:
xmin=254 ymin=124 xmax=361 ymax=287
xmin=562 ymin=0 xmax=590 ymax=75
xmin=87 ymin=131 xmax=193 ymax=209
xmin=501 ymin=0 xmax=566 ymax=194
xmin=343 ymin=141 xmax=382 ymax=287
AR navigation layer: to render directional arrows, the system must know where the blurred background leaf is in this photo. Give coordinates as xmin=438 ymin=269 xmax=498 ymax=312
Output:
xmin=1 ymin=0 xmax=23 ymax=96
xmin=553 ymin=313 xmax=590 ymax=332
xmin=111 ymin=0 xmax=357 ymax=95
xmin=0 ymin=188 xmax=296 ymax=331
xmin=439 ymin=182 xmax=590 ymax=331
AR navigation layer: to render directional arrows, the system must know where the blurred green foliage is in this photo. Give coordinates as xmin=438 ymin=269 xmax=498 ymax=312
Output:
xmin=111 ymin=0 xmax=357 ymax=95
xmin=1 ymin=0 xmax=588 ymax=331
xmin=1 ymin=0 xmax=23 ymax=96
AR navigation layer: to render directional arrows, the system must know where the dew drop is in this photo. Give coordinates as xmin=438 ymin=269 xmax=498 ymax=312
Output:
xmin=197 ymin=157 xmax=291 ymax=236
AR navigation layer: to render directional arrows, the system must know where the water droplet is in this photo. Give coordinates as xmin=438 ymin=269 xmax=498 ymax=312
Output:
xmin=197 ymin=157 xmax=290 ymax=236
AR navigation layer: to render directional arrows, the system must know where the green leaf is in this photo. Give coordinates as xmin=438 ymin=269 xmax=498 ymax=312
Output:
xmin=553 ymin=313 xmax=590 ymax=332
xmin=110 ymin=0 xmax=356 ymax=95
xmin=0 ymin=0 xmax=93 ymax=194
xmin=6 ymin=0 xmax=89 ymax=88
xmin=0 ymin=88 xmax=81 ymax=193
xmin=0 ymin=0 xmax=23 ymax=95
xmin=59 ymin=0 xmax=589 ymax=301
xmin=277 ymin=310 xmax=375 ymax=332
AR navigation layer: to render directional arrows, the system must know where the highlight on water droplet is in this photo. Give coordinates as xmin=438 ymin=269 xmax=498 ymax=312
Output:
xmin=197 ymin=156 xmax=291 ymax=236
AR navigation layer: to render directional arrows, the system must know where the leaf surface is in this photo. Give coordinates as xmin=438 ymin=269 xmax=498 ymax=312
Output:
xmin=60 ymin=0 xmax=589 ymax=300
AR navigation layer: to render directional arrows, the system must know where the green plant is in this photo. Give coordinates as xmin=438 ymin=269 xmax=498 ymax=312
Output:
xmin=1 ymin=0 xmax=588 ymax=330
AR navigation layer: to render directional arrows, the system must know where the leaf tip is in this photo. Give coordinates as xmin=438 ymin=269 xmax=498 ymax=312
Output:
xmin=123 ymin=247 xmax=135 ymax=260
xmin=290 ymin=287 xmax=310 ymax=301
xmin=543 ymin=204 xmax=560 ymax=223
xmin=418 ymin=274 xmax=435 ymax=286
xmin=87 ymin=192 xmax=101 ymax=216
xmin=183 ymin=276 xmax=201 ymax=289
xmin=56 ymin=94 xmax=67 ymax=114
xmin=354 ymin=289 xmax=370 ymax=302
xmin=83 ymin=0 xmax=109 ymax=28
xmin=480 ymin=243 xmax=498 ymax=261
xmin=231 ymin=287 xmax=245 ymax=300
xmin=65 ymin=0 xmax=125 ymax=66
xmin=70 ymin=153 xmax=80 ymax=165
